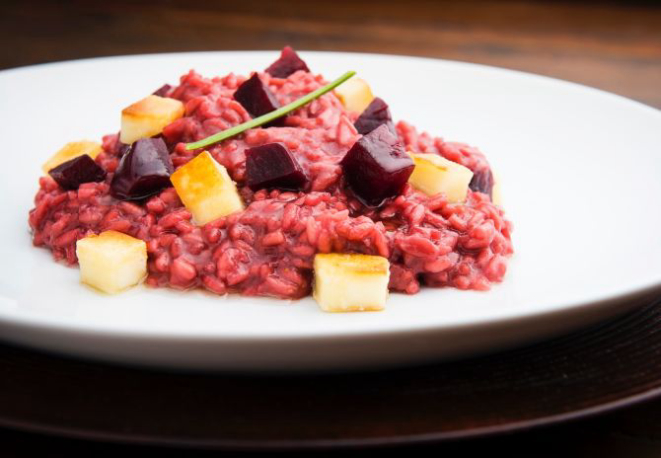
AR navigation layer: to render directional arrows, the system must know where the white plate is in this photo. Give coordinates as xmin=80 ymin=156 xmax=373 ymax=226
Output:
xmin=0 ymin=51 xmax=660 ymax=372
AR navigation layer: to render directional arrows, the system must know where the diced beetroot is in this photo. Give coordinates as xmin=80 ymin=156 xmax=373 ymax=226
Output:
xmin=49 ymin=155 xmax=106 ymax=190
xmin=341 ymin=124 xmax=414 ymax=206
xmin=117 ymin=141 xmax=131 ymax=156
xmin=354 ymin=97 xmax=394 ymax=135
xmin=469 ymin=168 xmax=494 ymax=198
xmin=234 ymin=73 xmax=285 ymax=127
xmin=245 ymin=142 xmax=308 ymax=191
xmin=110 ymin=137 xmax=174 ymax=200
xmin=152 ymin=84 xmax=173 ymax=97
xmin=265 ymin=46 xmax=310 ymax=78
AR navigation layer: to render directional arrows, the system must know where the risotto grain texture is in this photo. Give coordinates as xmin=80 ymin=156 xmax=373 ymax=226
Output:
xmin=29 ymin=66 xmax=513 ymax=299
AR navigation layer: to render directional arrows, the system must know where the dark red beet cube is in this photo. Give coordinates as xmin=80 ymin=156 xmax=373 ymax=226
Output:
xmin=110 ymin=137 xmax=174 ymax=200
xmin=117 ymin=141 xmax=131 ymax=156
xmin=152 ymin=84 xmax=172 ymax=97
xmin=245 ymin=142 xmax=308 ymax=191
xmin=341 ymin=124 xmax=414 ymax=206
xmin=354 ymin=97 xmax=394 ymax=135
xmin=49 ymin=155 xmax=106 ymax=190
xmin=265 ymin=46 xmax=310 ymax=78
xmin=469 ymin=168 xmax=494 ymax=198
xmin=234 ymin=73 xmax=284 ymax=127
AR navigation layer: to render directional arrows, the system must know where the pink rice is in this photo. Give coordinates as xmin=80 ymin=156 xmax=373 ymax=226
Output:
xmin=29 ymin=69 xmax=513 ymax=299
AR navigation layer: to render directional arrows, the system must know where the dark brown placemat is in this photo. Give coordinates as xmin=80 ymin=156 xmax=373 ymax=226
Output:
xmin=0 ymin=299 xmax=661 ymax=451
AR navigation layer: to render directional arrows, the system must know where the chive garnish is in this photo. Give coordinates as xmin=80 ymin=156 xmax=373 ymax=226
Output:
xmin=185 ymin=70 xmax=356 ymax=151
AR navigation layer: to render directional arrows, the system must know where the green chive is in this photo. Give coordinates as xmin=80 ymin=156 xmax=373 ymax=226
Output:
xmin=185 ymin=70 xmax=356 ymax=151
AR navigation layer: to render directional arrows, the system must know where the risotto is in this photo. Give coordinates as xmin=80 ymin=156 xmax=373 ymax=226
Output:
xmin=29 ymin=47 xmax=513 ymax=310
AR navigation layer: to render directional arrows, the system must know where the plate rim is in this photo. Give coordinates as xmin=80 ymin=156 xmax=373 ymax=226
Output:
xmin=1 ymin=50 xmax=660 ymax=343
xmin=1 ymin=48 xmax=660 ymax=117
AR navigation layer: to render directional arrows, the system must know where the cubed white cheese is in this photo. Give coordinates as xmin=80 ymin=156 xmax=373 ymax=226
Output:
xmin=492 ymin=170 xmax=503 ymax=206
xmin=120 ymin=95 xmax=184 ymax=144
xmin=170 ymin=151 xmax=244 ymax=225
xmin=76 ymin=230 xmax=147 ymax=294
xmin=42 ymin=141 xmax=102 ymax=174
xmin=334 ymin=78 xmax=374 ymax=114
xmin=408 ymin=152 xmax=474 ymax=203
xmin=313 ymin=253 xmax=390 ymax=312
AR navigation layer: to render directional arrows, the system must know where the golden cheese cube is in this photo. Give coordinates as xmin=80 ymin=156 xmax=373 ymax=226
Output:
xmin=42 ymin=141 xmax=102 ymax=174
xmin=76 ymin=231 xmax=147 ymax=294
xmin=492 ymin=170 xmax=503 ymax=206
xmin=408 ymin=152 xmax=474 ymax=203
xmin=313 ymin=253 xmax=390 ymax=312
xmin=170 ymin=151 xmax=244 ymax=225
xmin=334 ymin=78 xmax=374 ymax=114
xmin=120 ymin=95 xmax=184 ymax=144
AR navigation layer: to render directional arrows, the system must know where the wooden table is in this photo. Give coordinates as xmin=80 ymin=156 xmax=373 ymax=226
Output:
xmin=1 ymin=0 xmax=660 ymax=455
xmin=2 ymin=0 xmax=660 ymax=108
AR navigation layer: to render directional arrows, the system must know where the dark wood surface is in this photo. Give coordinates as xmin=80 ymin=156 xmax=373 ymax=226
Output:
xmin=3 ymin=299 xmax=661 ymax=456
xmin=1 ymin=0 xmax=661 ymax=455
xmin=2 ymin=0 xmax=660 ymax=108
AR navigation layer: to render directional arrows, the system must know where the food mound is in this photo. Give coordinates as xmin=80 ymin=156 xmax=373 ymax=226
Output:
xmin=29 ymin=47 xmax=513 ymax=312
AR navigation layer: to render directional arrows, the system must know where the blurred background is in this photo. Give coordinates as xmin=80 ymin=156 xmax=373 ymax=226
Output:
xmin=1 ymin=0 xmax=660 ymax=107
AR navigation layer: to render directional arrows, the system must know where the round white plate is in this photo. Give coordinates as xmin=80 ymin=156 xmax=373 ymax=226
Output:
xmin=0 ymin=51 xmax=660 ymax=372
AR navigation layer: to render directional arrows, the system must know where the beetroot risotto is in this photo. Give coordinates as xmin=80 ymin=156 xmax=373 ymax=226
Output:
xmin=29 ymin=47 xmax=513 ymax=312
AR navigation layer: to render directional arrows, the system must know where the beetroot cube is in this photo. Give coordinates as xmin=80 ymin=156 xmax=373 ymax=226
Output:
xmin=354 ymin=97 xmax=394 ymax=135
xmin=265 ymin=46 xmax=310 ymax=78
xmin=152 ymin=84 xmax=172 ymax=97
xmin=341 ymin=124 xmax=414 ymax=206
xmin=110 ymin=137 xmax=173 ymax=200
xmin=469 ymin=168 xmax=494 ymax=198
xmin=117 ymin=141 xmax=131 ymax=157
xmin=234 ymin=73 xmax=285 ymax=127
xmin=49 ymin=155 xmax=106 ymax=190
xmin=245 ymin=142 xmax=308 ymax=191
